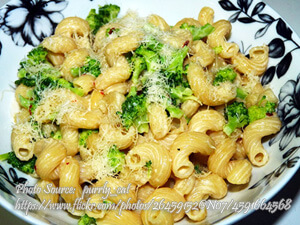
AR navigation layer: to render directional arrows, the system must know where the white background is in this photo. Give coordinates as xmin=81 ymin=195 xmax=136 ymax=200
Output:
xmin=0 ymin=0 xmax=299 ymax=224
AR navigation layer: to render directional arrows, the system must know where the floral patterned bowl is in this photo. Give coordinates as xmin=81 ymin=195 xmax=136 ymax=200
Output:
xmin=0 ymin=0 xmax=299 ymax=224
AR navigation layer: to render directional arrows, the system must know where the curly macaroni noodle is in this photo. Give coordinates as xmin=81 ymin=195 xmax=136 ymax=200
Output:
xmin=170 ymin=131 xmax=215 ymax=179
xmin=243 ymin=116 xmax=281 ymax=166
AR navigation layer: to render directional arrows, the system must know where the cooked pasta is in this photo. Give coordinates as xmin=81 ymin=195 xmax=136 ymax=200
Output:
xmin=243 ymin=116 xmax=281 ymax=166
xmin=170 ymin=131 xmax=215 ymax=179
xmin=185 ymin=173 xmax=227 ymax=221
xmin=7 ymin=4 xmax=282 ymax=225
xmin=141 ymin=188 xmax=186 ymax=223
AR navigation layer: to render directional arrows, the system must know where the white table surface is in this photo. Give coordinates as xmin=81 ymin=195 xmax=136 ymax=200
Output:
xmin=0 ymin=0 xmax=299 ymax=224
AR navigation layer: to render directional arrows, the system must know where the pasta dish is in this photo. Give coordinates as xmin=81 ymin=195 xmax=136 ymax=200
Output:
xmin=2 ymin=4 xmax=282 ymax=225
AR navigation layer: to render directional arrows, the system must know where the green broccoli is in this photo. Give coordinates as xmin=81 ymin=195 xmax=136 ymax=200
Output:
xmin=78 ymin=214 xmax=96 ymax=225
xmin=134 ymin=36 xmax=188 ymax=87
xmin=103 ymin=199 xmax=113 ymax=204
xmin=15 ymin=77 xmax=36 ymax=87
xmin=0 ymin=152 xmax=36 ymax=174
xmin=50 ymin=130 xmax=62 ymax=140
xmin=166 ymin=105 xmax=184 ymax=119
xmin=213 ymin=67 xmax=237 ymax=86
xmin=17 ymin=75 xmax=85 ymax=116
xmin=107 ymin=145 xmax=125 ymax=174
xmin=117 ymin=93 xmax=149 ymax=133
xmin=102 ymin=200 xmax=114 ymax=209
xmin=17 ymin=46 xmax=51 ymax=82
xmin=144 ymin=160 xmax=152 ymax=178
xmin=134 ymin=36 xmax=165 ymax=73
xmin=18 ymin=95 xmax=37 ymax=115
xmin=57 ymin=78 xmax=85 ymax=96
xmin=170 ymin=86 xmax=199 ymax=105
xmin=21 ymin=46 xmax=48 ymax=67
xmin=127 ymin=54 xmax=147 ymax=97
xmin=164 ymin=46 xmax=189 ymax=87
xmin=70 ymin=57 xmax=101 ymax=77
xmin=79 ymin=129 xmax=98 ymax=147
xmin=223 ymin=101 xmax=249 ymax=136
xmin=248 ymin=96 xmax=276 ymax=123
xmin=180 ymin=23 xmax=215 ymax=41
xmin=86 ymin=4 xmax=120 ymax=34
xmin=143 ymin=36 xmax=164 ymax=52
xmin=17 ymin=46 xmax=52 ymax=79
xmin=236 ymin=87 xmax=248 ymax=100
xmin=19 ymin=71 xmax=85 ymax=97
xmin=15 ymin=46 xmax=85 ymax=99
xmin=135 ymin=45 xmax=161 ymax=73
xmin=119 ymin=34 xmax=191 ymax=129
xmin=130 ymin=55 xmax=146 ymax=85
xmin=213 ymin=46 xmax=223 ymax=54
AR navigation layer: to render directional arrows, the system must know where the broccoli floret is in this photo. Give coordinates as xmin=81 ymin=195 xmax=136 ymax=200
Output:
xmin=164 ymin=46 xmax=189 ymax=87
xmin=144 ymin=160 xmax=152 ymax=178
xmin=123 ymin=36 xmax=190 ymax=124
xmin=103 ymin=199 xmax=113 ymax=204
xmin=127 ymin=55 xmax=147 ymax=97
xmin=134 ymin=36 xmax=188 ymax=87
xmin=213 ymin=67 xmax=237 ymax=86
xmin=16 ymin=47 xmax=85 ymax=97
xmin=57 ymin=78 xmax=85 ymax=96
xmin=15 ymin=46 xmax=86 ymax=119
xmin=166 ymin=105 xmax=184 ymax=119
xmin=79 ymin=129 xmax=98 ymax=147
xmin=236 ymin=87 xmax=248 ymax=100
xmin=34 ymin=74 xmax=85 ymax=97
xmin=107 ymin=145 xmax=125 ymax=174
xmin=78 ymin=214 xmax=96 ymax=225
xmin=170 ymin=86 xmax=199 ymax=105
xmin=143 ymin=36 xmax=164 ymax=52
xmin=248 ymin=96 xmax=276 ymax=123
xmin=50 ymin=130 xmax=62 ymax=140
xmin=213 ymin=46 xmax=223 ymax=54
xmin=17 ymin=46 xmax=50 ymax=81
xmin=0 ymin=153 xmax=9 ymax=161
xmin=21 ymin=46 xmax=48 ymax=67
xmin=223 ymin=101 xmax=249 ymax=136
xmin=18 ymin=95 xmax=37 ymax=115
xmin=0 ymin=152 xmax=36 ymax=174
xmin=71 ymin=57 xmax=101 ymax=77
xmin=130 ymin=55 xmax=146 ymax=85
xmin=18 ymin=76 xmax=85 ymax=116
xmin=118 ymin=93 xmax=149 ymax=133
xmin=135 ymin=45 xmax=161 ymax=73
xmin=265 ymin=102 xmax=276 ymax=113
xmin=134 ymin=37 xmax=165 ymax=73
xmin=180 ymin=23 xmax=215 ymax=41
xmin=86 ymin=4 xmax=120 ymax=34
xmin=15 ymin=77 xmax=36 ymax=87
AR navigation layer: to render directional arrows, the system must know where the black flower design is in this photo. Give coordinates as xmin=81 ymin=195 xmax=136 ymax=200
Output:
xmin=261 ymin=20 xmax=299 ymax=85
xmin=218 ymin=0 xmax=276 ymax=38
xmin=0 ymin=41 xmax=2 ymax=55
xmin=269 ymin=74 xmax=300 ymax=150
xmin=0 ymin=0 xmax=68 ymax=46
xmin=0 ymin=165 xmax=30 ymax=197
